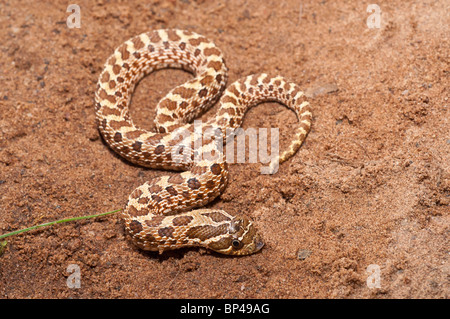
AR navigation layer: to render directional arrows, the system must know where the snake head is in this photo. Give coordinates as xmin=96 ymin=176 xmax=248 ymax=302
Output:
xmin=207 ymin=216 xmax=264 ymax=255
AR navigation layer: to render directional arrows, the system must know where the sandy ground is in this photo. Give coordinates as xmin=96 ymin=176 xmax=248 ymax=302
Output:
xmin=0 ymin=0 xmax=448 ymax=298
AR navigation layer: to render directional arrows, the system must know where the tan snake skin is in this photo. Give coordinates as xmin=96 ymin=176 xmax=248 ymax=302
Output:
xmin=95 ymin=29 xmax=312 ymax=255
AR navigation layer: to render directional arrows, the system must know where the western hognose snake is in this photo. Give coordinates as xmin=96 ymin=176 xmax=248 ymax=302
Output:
xmin=95 ymin=29 xmax=312 ymax=255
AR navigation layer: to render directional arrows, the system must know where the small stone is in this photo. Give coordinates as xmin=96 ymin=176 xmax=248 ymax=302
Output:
xmin=296 ymin=249 xmax=312 ymax=260
xmin=305 ymin=83 xmax=338 ymax=98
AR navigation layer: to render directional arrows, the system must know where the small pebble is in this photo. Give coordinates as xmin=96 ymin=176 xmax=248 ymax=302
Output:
xmin=305 ymin=83 xmax=339 ymax=98
xmin=296 ymin=249 xmax=312 ymax=260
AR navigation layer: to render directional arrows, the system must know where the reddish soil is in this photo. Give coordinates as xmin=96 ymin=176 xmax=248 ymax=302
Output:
xmin=0 ymin=0 xmax=448 ymax=298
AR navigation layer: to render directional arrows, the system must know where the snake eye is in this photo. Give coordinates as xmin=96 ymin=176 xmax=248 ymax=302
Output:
xmin=232 ymin=239 xmax=242 ymax=249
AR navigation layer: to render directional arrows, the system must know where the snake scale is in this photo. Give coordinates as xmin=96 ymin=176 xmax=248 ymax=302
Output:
xmin=95 ymin=29 xmax=312 ymax=255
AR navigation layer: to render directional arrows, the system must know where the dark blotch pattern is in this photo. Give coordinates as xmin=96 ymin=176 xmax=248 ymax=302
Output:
xmin=149 ymin=184 xmax=162 ymax=193
xmin=158 ymin=226 xmax=175 ymax=238
xmin=210 ymin=163 xmax=222 ymax=175
xmin=132 ymin=141 xmax=142 ymax=151
xmin=145 ymin=215 xmax=165 ymax=227
xmin=152 ymin=194 xmax=163 ymax=203
xmin=186 ymin=224 xmax=228 ymax=241
xmin=202 ymin=211 xmax=231 ymax=223
xmin=155 ymin=145 xmax=165 ymax=154
xmin=205 ymin=180 xmax=216 ymax=189
xmin=165 ymin=186 xmax=178 ymax=196
xmin=129 ymin=220 xmax=143 ymax=234
xmin=172 ymin=215 xmax=193 ymax=226
xmin=187 ymin=178 xmax=201 ymax=189
xmin=198 ymin=88 xmax=208 ymax=97
xmin=113 ymin=132 xmax=122 ymax=142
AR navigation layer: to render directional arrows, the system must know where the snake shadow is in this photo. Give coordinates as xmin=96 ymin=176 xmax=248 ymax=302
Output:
xmin=134 ymin=245 xmax=264 ymax=261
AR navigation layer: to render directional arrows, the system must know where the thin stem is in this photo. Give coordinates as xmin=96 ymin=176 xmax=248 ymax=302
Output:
xmin=0 ymin=208 xmax=122 ymax=241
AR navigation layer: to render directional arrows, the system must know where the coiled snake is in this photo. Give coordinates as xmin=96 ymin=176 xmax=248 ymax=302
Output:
xmin=95 ymin=29 xmax=312 ymax=255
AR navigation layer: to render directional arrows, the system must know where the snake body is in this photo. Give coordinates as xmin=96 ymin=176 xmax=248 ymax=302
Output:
xmin=95 ymin=29 xmax=312 ymax=255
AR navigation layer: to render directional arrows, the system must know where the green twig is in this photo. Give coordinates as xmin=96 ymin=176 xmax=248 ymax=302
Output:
xmin=0 ymin=208 xmax=122 ymax=256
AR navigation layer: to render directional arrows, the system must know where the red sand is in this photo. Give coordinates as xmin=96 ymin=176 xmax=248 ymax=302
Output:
xmin=0 ymin=0 xmax=448 ymax=298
